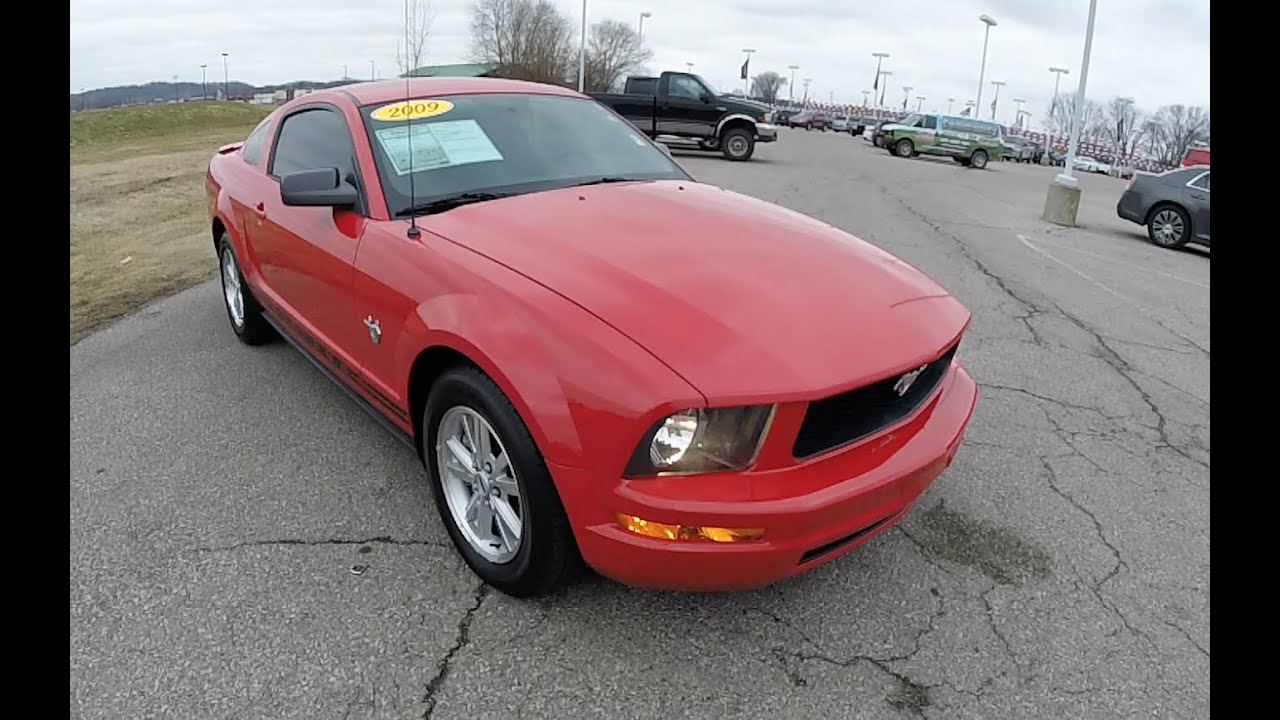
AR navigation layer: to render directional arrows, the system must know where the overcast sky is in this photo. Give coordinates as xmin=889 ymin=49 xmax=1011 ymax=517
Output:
xmin=70 ymin=0 xmax=1209 ymax=128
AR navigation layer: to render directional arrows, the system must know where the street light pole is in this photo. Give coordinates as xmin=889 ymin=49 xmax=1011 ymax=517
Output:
xmin=802 ymin=78 xmax=812 ymax=105
xmin=916 ymin=96 xmax=925 ymax=111
xmin=862 ymin=90 xmax=870 ymax=106
xmin=871 ymin=51 xmax=889 ymax=107
xmin=221 ymin=52 xmax=229 ymax=100
xmin=686 ymin=62 xmax=694 ymax=72
xmin=1048 ymin=66 xmax=1070 ymax=130
xmin=1113 ymin=96 xmax=1134 ymax=165
xmin=1012 ymin=97 xmax=1025 ymax=126
xmin=741 ymin=48 xmax=755 ymax=95
xmin=787 ymin=64 xmax=799 ymax=101
xmin=947 ymin=97 xmax=955 ymax=113
xmin=877 ymin=71 xmax=892 ymax=107
xmin=989 ymin=80 xmax=1005 ymax=119
xmin=200 ymin=64 xmax=207 ymax=100
xmin=638 ymin=11 xmax=651 ymax=43
xmin=975 ymin=15 xmax=998 ymax=113
xmin=173 ymin=75 xmax=180 ymax=102
xmin=577 ymin=0 xmax=587 ymax=92
xmin=1057 ymin=0 xmax=1099 ymax=187
xmin=901 ymin=85 xmax=913 ymax=110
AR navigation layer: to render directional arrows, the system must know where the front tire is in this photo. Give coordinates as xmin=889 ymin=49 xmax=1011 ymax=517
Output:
xmin=218 ymin=234 xmax=274 ymax=345
xmin=895 ymin=138 xmax=915 ymax=158
xmin=425 ymin=366 xmax=578 ymax=598
xmin=721 ymin=127 xmax=755 ymax=161
xmin=1147 ymin=204 xmax=1191 ymax=249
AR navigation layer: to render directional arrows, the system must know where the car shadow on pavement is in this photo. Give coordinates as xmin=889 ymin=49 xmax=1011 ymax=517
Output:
xmin=1094 ymin=227 xmax=1211 ymax=258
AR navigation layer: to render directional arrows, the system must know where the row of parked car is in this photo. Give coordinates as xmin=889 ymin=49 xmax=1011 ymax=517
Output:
xmin=774 ymin=109 xmax=877 ymax=136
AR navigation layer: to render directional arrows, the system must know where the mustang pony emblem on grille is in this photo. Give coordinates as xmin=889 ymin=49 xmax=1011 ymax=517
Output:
xmin=893 ymin=365 xmax=928 ymax=397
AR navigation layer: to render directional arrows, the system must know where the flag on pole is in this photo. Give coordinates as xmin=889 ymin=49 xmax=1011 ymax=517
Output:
xmin=960 ymin=106 xmax=971 ymax=117
xmin=990 ymin=98 xmax=997 ymax=116
xmin=740 ymin=58 xmax=749 ymax=80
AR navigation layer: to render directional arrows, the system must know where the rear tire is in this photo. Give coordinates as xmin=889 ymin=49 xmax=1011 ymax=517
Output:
xmin=970 ymin=149 xmax=989 ymax=169
xmin=218 ymin=234 xmax=275 ymax=346
xmin=1146 ymin=204 xmax=1191 ymax=249
xmin=720 ymin=127 xmax=755 ymax=161
xmin=424 ymin=366 xmax=580 ymax=598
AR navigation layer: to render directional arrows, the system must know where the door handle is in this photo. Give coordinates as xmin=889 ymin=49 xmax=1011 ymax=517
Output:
xmin=254 ymin=202 xmax=267 ymax=218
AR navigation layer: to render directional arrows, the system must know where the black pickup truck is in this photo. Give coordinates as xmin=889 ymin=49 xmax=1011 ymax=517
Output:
xmin=590 ymin=71 xmax=778 ymax=161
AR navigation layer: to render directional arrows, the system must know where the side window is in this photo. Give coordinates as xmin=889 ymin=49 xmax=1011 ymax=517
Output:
xmin=1190 ymin=172 xmax=1209 ymax=191
xmin=923 ymin=115 xmax=939 ymax=129
xmin=241 ymin=120 xmax=269 ymax=165
xmin=668 ymin=75 xmax=703 ymax=100
xmin=269 ymin=108 xmax=357 ymax=181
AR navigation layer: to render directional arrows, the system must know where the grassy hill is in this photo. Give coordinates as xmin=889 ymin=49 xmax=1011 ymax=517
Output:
xmin=70 ymin=101 xmax=272 ymax=148
xmin=70 ymin=101 xmax=273 ymax=343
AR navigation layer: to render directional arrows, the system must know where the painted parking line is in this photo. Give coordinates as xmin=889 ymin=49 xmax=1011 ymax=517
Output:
xmin=1024 ymin=235 xmax=1209 ymax=290
xmin=1016 ymin=234 xmax=1209 ymax=353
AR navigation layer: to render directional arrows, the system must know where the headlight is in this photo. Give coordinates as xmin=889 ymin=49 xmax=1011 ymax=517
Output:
xmin=762 ymin=112 xmax=773 ymax=124
xmin=623 ymin=406 xmax=775 ymax=477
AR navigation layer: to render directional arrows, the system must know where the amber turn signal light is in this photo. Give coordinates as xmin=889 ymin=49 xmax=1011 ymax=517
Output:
xmin=616 ymin=513 xmax=765 ymax=543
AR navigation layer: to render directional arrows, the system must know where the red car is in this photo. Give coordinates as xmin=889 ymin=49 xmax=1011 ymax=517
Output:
xmin=205 ymin=78 xmax=977 ymax=598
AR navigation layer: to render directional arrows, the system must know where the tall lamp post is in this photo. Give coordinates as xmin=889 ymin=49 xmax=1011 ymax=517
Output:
xmin=1012 ymin=97 xmax=1025 ymax=126
xmin=975 ymin=14 xmax=997 ymax=112
xmin=221 ymin=52 xmax=229 ymax=99
xmin=901 ymin=85 xmax=913 ymax=110
xmin=577 ymin=0 xmax=587 ymax=92
xmin=877 ymin=71 xmax=892 ymax=107
xmin=200 ymin=64 xmax=207 ymax=100
xmin=801 ymin=78 xmax=812 ymax=105
xmin=787 ymin=64 xmax=799 ymax=101
xmin=1113 ymin=96 xmax=1134 ymax=165
xmin=1044 ymin=0 xmax=1100 ymax=225
xmin=872 ymin=51 xmax=889 ymax=107
xmin=862 ymin=90 xmax=870 ymax=106
xmin=989 ymin=80 xmax=1005 ymax=119
xmin=916 ymin=96 xmax=925 ymax=111
xmin=686 ymin=62 xmax=694 ymax=72
xmin=741 ymin=48 xmax=755 ymax=95
xmin=947 ymin=97 xmax=955 ymax=113
xmin=1048 ymin=66 xmax=1070 ymax=129
xmin=638 ymin=11 xmax=651 ymax=43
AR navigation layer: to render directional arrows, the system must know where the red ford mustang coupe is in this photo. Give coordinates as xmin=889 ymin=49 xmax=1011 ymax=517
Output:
xmin=205 ymin=78 xmax=977 ymax=598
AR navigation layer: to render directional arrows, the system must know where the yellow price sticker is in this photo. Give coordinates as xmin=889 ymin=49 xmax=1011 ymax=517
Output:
xmin=370 ymin=99 xmax=455 ymax=121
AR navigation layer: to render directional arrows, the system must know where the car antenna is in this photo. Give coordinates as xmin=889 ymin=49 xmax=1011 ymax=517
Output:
xmin=403 ymin=0 xmax=421 ymax=240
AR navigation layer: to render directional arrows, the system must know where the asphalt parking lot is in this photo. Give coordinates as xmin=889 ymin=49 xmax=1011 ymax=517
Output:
xmin=70 ymin=127 xmax=1209 ymax=719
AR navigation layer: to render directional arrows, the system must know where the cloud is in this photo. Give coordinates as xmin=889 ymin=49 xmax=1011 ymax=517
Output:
xmin=69 ymin=0 xmax=1209 ymax=127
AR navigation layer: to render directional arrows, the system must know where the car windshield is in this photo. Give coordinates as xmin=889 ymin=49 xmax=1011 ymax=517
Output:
xmin=897 ymin=113 xmax=922 ymax=127
xmin=360 ymin=93 xmax=688 ymax=217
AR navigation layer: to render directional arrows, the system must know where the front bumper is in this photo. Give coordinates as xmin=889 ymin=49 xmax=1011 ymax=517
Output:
xmin=552 ymin=362 xmax=978 ymax=592
xmin=756 ymin=123 xmax=778 ymax=142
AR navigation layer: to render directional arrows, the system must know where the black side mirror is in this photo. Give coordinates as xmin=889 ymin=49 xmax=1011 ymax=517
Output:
xmin=700 ymin=93 xmax=714 ymax=103
xmin=280 ymin=167 xmax=359 ymax=208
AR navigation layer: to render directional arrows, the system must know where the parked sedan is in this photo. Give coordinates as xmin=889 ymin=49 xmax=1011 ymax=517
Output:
xmin=1073 ymin=156 xmax=1111 ymax=174
xmin=1116 ymin=166 xmax=1210 ymax=249
xmin=205 ymin=78 xmax=978 ymax=597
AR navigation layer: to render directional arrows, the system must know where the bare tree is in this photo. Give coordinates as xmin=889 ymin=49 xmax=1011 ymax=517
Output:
xmin=583 ymin=19 xmax=651 ymax=92
xmin=1145 ymin=104 xmax=1210 ymax=166
xmin=1097 ymin=96 xmax=1145 ymax=159
xmin=750 ymin=71 xmax=786 ymax=103
xmin=1044 ymin=93 xmax=1102 ymax=138
xmin=469 ymin=0 xmax=576 ymax=85
xmin=396 ymin=0 xmax=434 ymax=76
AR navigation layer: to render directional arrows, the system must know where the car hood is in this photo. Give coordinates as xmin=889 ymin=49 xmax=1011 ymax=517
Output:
xmin=422 ymin=181 xmax=969 ymax=403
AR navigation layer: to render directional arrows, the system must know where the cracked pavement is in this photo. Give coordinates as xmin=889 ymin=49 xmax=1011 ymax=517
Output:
xmin=70 ymin=129 xmax=1209 ymax=719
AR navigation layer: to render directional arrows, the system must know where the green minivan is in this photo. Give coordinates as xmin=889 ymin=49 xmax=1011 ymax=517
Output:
xmin=874 ymin=113 xmax=1005 ymax=169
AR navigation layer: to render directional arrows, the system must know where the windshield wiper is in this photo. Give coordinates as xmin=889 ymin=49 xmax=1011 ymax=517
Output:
xmin=395 ymin=192 xmax=509 ymax=218
xmin=566 ymin=176 xmax=640 ymax=188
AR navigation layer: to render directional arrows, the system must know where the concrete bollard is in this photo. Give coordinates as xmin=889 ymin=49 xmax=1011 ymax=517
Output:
xmin=1043 ymin=181 xmax=1082 ymax=227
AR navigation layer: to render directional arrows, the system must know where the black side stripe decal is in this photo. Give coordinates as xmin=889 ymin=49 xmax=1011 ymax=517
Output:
xmin=255 ymin=293 xmax=411 ymax=424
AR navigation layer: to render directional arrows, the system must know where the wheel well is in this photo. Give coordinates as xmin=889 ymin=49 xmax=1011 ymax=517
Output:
xmin=1144 ymin=201 xmax=1185 ymax=226
xmin=719 ymin=118 xmax=755 ymax=138
xmin=211 ymin=217 xmax=226 ymax=252
xmin=407 ymin=345 xmax=477 ymax=458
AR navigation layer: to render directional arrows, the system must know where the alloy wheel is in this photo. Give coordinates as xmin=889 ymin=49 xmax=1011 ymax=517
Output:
xmin=436 ymin=406 xmax=524 ymax=564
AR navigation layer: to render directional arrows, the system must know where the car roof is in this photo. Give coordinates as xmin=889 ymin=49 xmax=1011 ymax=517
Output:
xmin=285 ymin=77 xmax=583 ymax=109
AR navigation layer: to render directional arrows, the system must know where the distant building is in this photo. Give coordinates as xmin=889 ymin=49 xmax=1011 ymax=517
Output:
xmin=250 ymin=93 xmax=275 ymax=105
xmin=272 ymin=89 xmax=288 ymax=102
